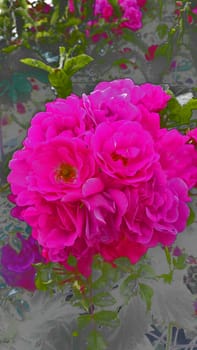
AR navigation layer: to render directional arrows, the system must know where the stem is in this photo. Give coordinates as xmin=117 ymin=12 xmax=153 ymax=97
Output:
xmin=165 ymin=322 xmax=176 ymax=350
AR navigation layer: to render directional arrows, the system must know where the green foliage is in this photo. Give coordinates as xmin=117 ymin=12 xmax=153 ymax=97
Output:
xmin=93 ymin=292 xmax=116 ymax=307
xmin=87 ymin=330 xmax=107 ymax=350
xmin=93 ymin=310 xmax=120 ymax=328
xmin=63 ymin=54 xmax=93 ymax=76
xmin=20 ymin=58 xmax=53 ymax=72
xmin=108 ymin=0 xmax=122 ymax=17
xmin=20 ymin=48 xmax=93 ymax=98
xmin=48 ymin=69 xmax=72 ymax=98
xmin=156 ymin=23 xmax=168 ymax=39
xmin=187 ymin=206 xmax=196 ymax=226
xmin=138 ymin=283 xmax=154 ymax=311
xmin=173 ymin=254 xmax=187 ymax=270
xmin=160 ymin=94 xmax=197 ymax=130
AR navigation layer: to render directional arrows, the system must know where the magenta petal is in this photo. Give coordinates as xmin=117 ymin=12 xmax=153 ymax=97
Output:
xmin=82 ymin=177 xmax=104 ymax=197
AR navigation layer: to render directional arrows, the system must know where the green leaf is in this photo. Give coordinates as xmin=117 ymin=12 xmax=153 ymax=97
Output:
xmin=20 ymin=58 xmax=53 ymax=73
xmin=154 ymin=43 xmax=172 ymax=60
xmin=158 ymin=271 xmax=173 ymax=284
xmin=87 ymin=330 xmax=107 ymax=350
xmin=93 ymin=310 xmax=120 ymax=328
xmin=173 ymin=254 xmax=187 ymax=270
xmin=63 ymin=54 xmax=93 ymax=76
xmin=48 ymin=69 xmax=72 ymax=98
xmin=156 ymin=23 xmax=168 ymax=39
xmin=138 ymin=283 xmax=153 ymax=311
xmin=114 ymin=257 xmax=132 ymax=270
xmin=120 ymin=274 xmax=138 ymax=300
xmin=93 ymin=292 xmax=116 ymax=307
xmin=187 ymin=206 xmax=196 ymax=226
xmin=50 ymin=4 xmax=59 ymax=26
xmin=181 ymin=98 xmax=197 ymax=124
xmin=164 ymin=246 xmax=172 ymax=267
xmin=108 ymin=0 xmax=122 ymax=17
xmin=77 ymin=314 xmax=92 ymax=330
xmin=35 ymin=272 xmax=50 ymax=291
xmin=2 ymin=44 xmax=19 ymax=53
xmin=12 ymin=73 xmax=32 ymax=94
xmin=67 ymin=254 xmax=77 ymax=267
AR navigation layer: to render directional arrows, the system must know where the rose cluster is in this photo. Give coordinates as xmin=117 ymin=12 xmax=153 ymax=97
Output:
xmin=8 ymin=79 xmax=197 ymax=277
xmin=94 ymin=0 xmax=146 ymax=31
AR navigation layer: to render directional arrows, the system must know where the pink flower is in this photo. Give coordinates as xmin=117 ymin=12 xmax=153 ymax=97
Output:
xmin=145 ymin=45 xmax=158 ymax=61
xmin=16 ymin=102 xmax=26 ymax=114
xmin=7 ymin=78 xmax=197 ymax=277
xmin=68 ymin=0 xmax=75 ymax=13
xmin=83 ymin=189 xmax=128 ymax=245
xmin=9 ymin=136 xmax=95 ymax=202
xmin=43 ymin=237 xmax=95 ymax=277
xmin=92 ymin=120 xmax=158 ymax=184
xmin=192 ymin=7 xmax=197 ymax=15
xmin=120 ymin=6 xmax=143 ymax=31
xmin=137 ymin=0 xmax=146 ymax=7
xmin=138 ymin=83 xmax=171 ymax=111
xmin=100 ymin=236 xmax=148 ymax=264
xmin=94 ymin=0 xmax=113 ymax=20
xmin=24 ymin=200 xmax=85 ymax=250
xmin=119 ymin=63 xmax=128 ymax=69
xmin=157 ymin=129 xmax=197 ymax=188
xmin=187 ymin=14 xmax=193 ymax=24
xmin=187 ymin=128 xmax=197 ymax=143
xmin=93 ymin=0 xmax=143 ymax=32
xmin=23 ymin=96 xmax=86 ymax=148
xmin=123 ymin=171 xmax=190 ymax=247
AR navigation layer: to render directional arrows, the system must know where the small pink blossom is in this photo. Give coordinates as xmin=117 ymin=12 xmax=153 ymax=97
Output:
xmin=16 ymin=102 xmax=26 ymax=114
xmin=145 ymin=45 xmax=158 ymax=61
xmin=192 ymin=7 xmax=197 ymax=15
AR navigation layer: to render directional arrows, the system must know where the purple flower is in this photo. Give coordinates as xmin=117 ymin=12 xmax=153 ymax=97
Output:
xmin=0 ymin=233 xmax=44 ymax=291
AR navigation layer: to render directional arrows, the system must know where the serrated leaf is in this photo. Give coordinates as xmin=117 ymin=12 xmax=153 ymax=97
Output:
xmin=20 ymin=58 xmax=53 ymax=73
xmin=93 ymin=292 xmax=116 ymax=307
xmin=63 ymin=54 xmax=93 ymax=76
xmin=94 ymin=310 xmax=119 ymax=328
xmin=87 ymin=330 xmax=107 ymax=350
xmin=138 ymin=283 xmax=153 ymax=311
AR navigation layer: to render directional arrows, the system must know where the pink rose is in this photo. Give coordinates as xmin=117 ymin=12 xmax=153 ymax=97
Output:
xmin=82 ymin=189 xmax=128 ymax=245
xmin=157 ymin=129 xmax=197 ymax=188
xmin=92 ymin=120 xmax=158 ymax=184
xmin=23 ymin=200 xmax=85 ymax=250
xmin=123 ymin=170 xmax=190 ymax=247
xmin=23 ymin=96 xmax=86 ymax=148
xmin=138 ymin=83 xmax=171 ymax=111
xmin=9 ymin=136 xmax=95 ymax=202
